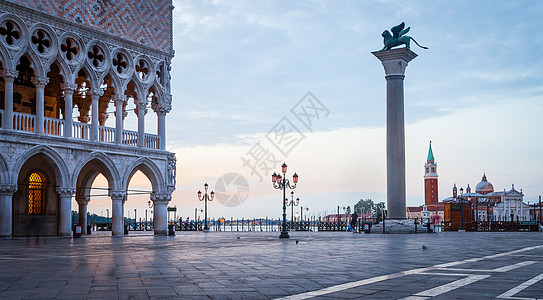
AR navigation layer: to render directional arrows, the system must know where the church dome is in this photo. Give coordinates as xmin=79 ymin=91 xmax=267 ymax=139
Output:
xmin=475 ymin=174 xmax=494 ymax=194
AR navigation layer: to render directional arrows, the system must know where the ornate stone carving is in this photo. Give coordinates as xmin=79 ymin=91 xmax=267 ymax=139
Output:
xmin=0 ymin=185 xmax=17 ymax=196
xmin=60 ymin=82 xmax=78 ymax=91
xmin=31 ymin=75 xmax=50 ymax=87
xmin=56 ymin=187 xmax=76 ymax=197
xmin=150 ymin=192 xmax=171 ymax=203
xmin=167 ymin=155 xmax=176 ymax=186
xmin=109 ymin=190 xmax=126 ymax=201
xmin=76 ymin=195 xmax=90 ymax=205
xmin=1 ymin=69 xmax=18 ymax=79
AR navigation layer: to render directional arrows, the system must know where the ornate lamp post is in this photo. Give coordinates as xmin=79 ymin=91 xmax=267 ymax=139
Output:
xmin=198 ymin=183 xmax=215 ymax=231
xmin=459 ymin=187 xmax=465 ymax=231
xmin=272 ymin=162 xmax=299 ymax=239
xmin=286 ymin=191 xmax=300 ymax=229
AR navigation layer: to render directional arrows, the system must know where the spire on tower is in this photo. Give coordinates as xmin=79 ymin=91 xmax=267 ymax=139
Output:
xmin=427 ymin=141 xmax=435 ymax=163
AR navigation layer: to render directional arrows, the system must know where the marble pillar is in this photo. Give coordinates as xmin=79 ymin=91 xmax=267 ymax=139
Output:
xmin=1 ymin=69 xmax=18 ymax=130
xmin=32 ymin=76 xmax=49 ymax=134
xmin=0 ymin=185 xmax=17 ymax=238
xmin=57 ymin=188 xmax=75 ymax=237
xmin=137 ymin=100 xmax=147 ymax=147
xmin=111 ymin=191 xmax=125 ymax=236
xmin=62 ymin=83 xmax=77 ymax=138
xmin=114 ymin=95 xmax=125 ymax=145
xmin=151 ymin=193 xmax=171 ymax=235
xmin=77 ymin=196 xmax=90 ymax=235
xmin=372 ymin=48 xmax=417 ymax=219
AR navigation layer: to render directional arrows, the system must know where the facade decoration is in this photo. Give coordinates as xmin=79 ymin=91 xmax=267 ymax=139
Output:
xmin=0 ymin=1 xmax=176 ymax=237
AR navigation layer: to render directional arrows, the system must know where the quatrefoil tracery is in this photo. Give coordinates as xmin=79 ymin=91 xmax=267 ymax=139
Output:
xmin=112 ymin=53 xmax=127 ymax=74
xmin=0 ymin=21 xmax=20 ymax=45
xmin=31 ymin=30 xmax=51 ymax=53
xmin=136 ymin=59 xmax=149 ymax=80
xmin=60 ymin=39 xmax=78 ymax=60
xmin=88 ymin=46 xmax=104 ymax=67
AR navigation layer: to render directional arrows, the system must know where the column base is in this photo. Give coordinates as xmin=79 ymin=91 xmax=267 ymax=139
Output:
xmin=154 ymin=229 xmax=167 ymax=235
xmin=279 ymin=232 xmax=290 ymax=239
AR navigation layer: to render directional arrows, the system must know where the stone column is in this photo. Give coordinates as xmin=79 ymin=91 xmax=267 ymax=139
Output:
xmin=89 ymin=89 xmax=103 ymax=141
xmin=372 ymin=48 xmax=418 ymax=219
xmin=57 ymin=187 xmax=75 ymax=237
xmin=32 ymin=76 xmax=49 ymax=134
xmin=77 ymin=195 xmax=90 ymax=235
xmin=61 ymin=83 xmax=77 ymax=138
xmin=150 ymin=192 xmax=171 ymax=235
xmin=114 ymin=95 xmax=125 ymax=145
xmin=0 ymin=185 xmax=17 ymax=238
xmin=136 ymin=100 xmax=147 ymax=147
xmin=110 ymin=191 xmax=125 ymax=236
xmin=1 ymin=69 xmax=18 ymax=130
xmin=157 ymin=110 xmax=166 ymax=150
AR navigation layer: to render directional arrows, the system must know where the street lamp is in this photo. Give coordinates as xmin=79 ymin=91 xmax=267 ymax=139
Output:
xmin=272 ymin=162 xmax=299 ymax=239
xmin=198 ymin=183 xmax=214 ymax=231
xmin=286 ymin=191 xmax=300 ymax=229
xmin=459 ymin=187 xmax=465 ymax=231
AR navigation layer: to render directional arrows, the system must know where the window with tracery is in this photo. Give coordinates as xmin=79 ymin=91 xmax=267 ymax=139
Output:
xmin=28 ymin=171 xmax=47 ymax=215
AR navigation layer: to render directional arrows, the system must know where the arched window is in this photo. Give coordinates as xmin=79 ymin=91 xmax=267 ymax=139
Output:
xmin=28 ymin=171 xmax=47 ymax=215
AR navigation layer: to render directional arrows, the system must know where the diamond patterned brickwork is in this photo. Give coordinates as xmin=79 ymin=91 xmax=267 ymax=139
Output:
xmin=12 ymin=0 xmax=173 ymax=54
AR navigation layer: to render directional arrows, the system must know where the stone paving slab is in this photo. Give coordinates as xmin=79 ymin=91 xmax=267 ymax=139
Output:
xmin=1 ymin=231 xmax=543 ymax=299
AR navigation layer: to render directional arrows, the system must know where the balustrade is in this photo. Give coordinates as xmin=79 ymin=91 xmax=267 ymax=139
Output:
xmin=3 ymin=113 xmax=160 ymax=150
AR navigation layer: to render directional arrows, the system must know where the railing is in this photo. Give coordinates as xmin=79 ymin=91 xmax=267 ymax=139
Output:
xmin=73 ymin=122 xmax=90 ymax=140
xmin=99 ymin=126 xmax=115 ymax=144
xmin=144 ymin=133 xmax=160 ymax=149
xmin=44 ymin=117 xmax=64 ymax=136
xmin=13 ymin=112 xmax=35 ymax=132
xmin=122 ymin=130 xmax=138 ymax=146
xmin=4 ymin=113 xmax=160 ymax=150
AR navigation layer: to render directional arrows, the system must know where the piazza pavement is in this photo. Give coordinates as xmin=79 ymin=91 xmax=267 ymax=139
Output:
xmin=1 ymin=230 xmax=542 ymax=299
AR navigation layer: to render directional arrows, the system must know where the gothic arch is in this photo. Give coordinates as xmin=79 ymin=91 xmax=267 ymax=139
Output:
xmin=12 ymin=145 xmax=70 ymax=188
xmin=0 ymin=152 xmax=9 ymax=185
xmin=0 ymin=43 xmax=12 ymax=69
xmin=122 ymin=157 xmax=164 ymax=193
xmin=72 ymin=151 xmax=121 ymax=192
xmin=14 ymin=51 xmax=44 ymax=78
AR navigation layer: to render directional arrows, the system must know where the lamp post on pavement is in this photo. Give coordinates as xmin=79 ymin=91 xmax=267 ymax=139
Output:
xmin=272 ymin=162 xmax=299 ymax=239
xmin=459 ymin=187 xmax=465 ymax=231
xmin=286 ymin=191 xmax=299 ymax=229
xmin=198 ymin=183 xmax=214 ymax=231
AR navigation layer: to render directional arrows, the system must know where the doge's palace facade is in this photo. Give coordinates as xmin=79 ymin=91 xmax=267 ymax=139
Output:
xmin=0 ymin=0 xmax=176 ymax=237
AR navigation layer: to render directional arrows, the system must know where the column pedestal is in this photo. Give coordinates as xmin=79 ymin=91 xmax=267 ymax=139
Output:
xmin=372 ymin=48 xmax=418 ymax=220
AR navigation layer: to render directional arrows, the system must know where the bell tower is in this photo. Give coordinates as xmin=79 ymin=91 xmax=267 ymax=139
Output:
xmin=424 ymin=141 xmax=438 ymax=205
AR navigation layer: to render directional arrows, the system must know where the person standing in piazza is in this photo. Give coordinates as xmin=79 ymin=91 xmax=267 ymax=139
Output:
xmin=350 ymin=211 xmax=359 ymax=232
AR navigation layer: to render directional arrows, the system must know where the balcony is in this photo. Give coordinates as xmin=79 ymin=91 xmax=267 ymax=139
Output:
xmin=1 ymin=110 xmax=160 ymax=150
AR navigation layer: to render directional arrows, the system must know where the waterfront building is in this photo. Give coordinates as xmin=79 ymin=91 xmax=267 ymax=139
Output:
xmin=0 ymin=0 xmax=175 ymax=237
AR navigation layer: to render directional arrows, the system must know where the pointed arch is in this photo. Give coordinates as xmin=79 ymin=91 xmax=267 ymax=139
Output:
xmin=72 ymin=151 xmax=121 ymax=191
xmin=12 ymin=145 xmax=70 ymax=187
xmin=14 ymin=51 xmax=44 ymax=78
xmin=122 ymin=157 xmax=164 ymax=193
xmin=0 ymin=43 xmax=12 ymax=70
xmin=0 ymin=152 xmax=10 ymax=185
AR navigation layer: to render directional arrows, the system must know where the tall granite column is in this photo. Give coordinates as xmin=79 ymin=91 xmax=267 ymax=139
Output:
xmin=372 ymin=48 xmax=417 ymax=219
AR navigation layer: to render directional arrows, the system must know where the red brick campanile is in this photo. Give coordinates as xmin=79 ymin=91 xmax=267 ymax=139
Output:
xmin=424 ymin=141 xmax=438 ymax=205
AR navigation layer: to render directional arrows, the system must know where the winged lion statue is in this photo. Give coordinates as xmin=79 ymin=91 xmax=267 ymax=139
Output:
xmin=380 ymin=22 xmax=428 ymax=51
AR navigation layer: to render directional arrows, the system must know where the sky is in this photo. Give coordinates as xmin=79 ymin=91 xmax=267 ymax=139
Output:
xmin=85 ymin=0 xmax=543 ymax=221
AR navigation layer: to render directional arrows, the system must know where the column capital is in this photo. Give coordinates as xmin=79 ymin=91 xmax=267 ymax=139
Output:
xmin=372 ymin=48 xmax=418 ymax=77
xmin=1 ymin=69 xmax=18 ymax=79
xmin=61 ymin=82 xmax=78 ymax=92
xmin=57 ymin=187 xmax=76 ymax=197
xmin=109 ymin=190 xmax=126 ymax=201
xmin=0 ymin=184 xmax=17 ymax=196
xmin=31 ymin=75 xmax=50 ymax=87
xmin=152 ymin=94 xmax=172 ymax=114
xmin=76 ymin=195 xmax=90 ymax=205
xmin=150 ymin=192 xmax=171 ymax=203
xmin=113 ymin=94 xmax=127 ymax=103
xmin=88 ymin=88 xmax=104 ymax=98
